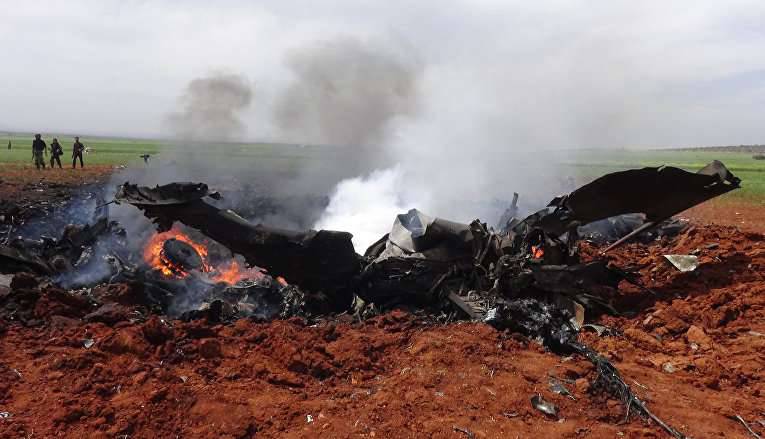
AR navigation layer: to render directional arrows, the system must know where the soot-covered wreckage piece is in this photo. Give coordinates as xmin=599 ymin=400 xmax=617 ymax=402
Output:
xmin=113 ymin=161 xmax=739 ymax=324
xmin=114 ymin=182 xmax=362 ymax=298
xmin=483 ymin=160 xmax=741 ymax=318
xmin=539 ymin=160 xmax=740 ymax=252
xmin=0 ymin=218 xmax=115 ymax=276
xmin=2 ymin=160 xmax=739 ymax=323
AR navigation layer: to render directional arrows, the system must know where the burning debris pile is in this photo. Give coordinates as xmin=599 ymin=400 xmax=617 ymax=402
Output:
xmin=142 ymin=225 xmax=266 ymax=286
xmin=0 ymin=160 xmax=742 ymax=437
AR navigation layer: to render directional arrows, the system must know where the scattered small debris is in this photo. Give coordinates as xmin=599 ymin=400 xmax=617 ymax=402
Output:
xmin=549 ymin=378 xmax=576 ymax=400
xmin=733 ymin=414 xmax=762 ymax=439
xmin=531 ymin=394 xmax=558 ymax=418
xmin=453 ymin=426 xmax=475 ymax=439
xmin=581 ymin=324 xmax=617 ymax=337
xmin=0 ymin=412 xmax=11 ymax=419
xmin=631 ymin=380 xmax=649 ymax=390
xmin=83 ymin=338 xmax=95 ymax=349
xmin=502 ymin=412 xmax=519 ymax=418
xmin=662 ymin=362 xmax=677 ymax=374
xmin=306 ymin=414 xmax=314 ymax=424
xmin=663 ymin=255 xmax=699 ymax=272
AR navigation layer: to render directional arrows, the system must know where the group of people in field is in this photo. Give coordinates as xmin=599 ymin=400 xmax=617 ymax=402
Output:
xmin=30 ymin=134 xmax=86 ymax=170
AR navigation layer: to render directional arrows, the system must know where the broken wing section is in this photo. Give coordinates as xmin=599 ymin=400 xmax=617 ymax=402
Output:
xmin=114 ymin=182 xmax=214 ymax=205
xmin=542 ymin=160 xmax=740 ymax=235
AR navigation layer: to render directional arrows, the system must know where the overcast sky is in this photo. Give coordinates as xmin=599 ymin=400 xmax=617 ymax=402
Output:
xmin=1 ymin=0 xmax=764 ymax=147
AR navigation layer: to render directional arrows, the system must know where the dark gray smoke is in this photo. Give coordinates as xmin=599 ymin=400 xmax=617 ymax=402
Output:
xmin=107 ymin=71 xmax=332 ymax=247
xmin=275 ymin=37 xmax=420 ymax=148
xmin=166 ymin=74 xmax=253 ymax=141
xmin=272 ymin=37 xmax=423 ymax=195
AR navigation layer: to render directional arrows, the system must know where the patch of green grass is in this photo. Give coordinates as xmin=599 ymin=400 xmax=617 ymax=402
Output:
xmin=3 ymin=131 xmax=762 ymax=201
xmin=0 ymin=133 xmax=326 ymax=169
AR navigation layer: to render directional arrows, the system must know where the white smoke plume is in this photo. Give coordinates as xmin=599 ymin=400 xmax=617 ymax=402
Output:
xmin=308 ymin=43 xmax=576 ymax=252
xmin=313 ymin=166 xmax=426 ymax=250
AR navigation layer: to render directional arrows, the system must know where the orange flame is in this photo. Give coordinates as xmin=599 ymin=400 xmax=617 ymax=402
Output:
xmin=531 ymin=245 xmax=544 ymax=259
xmin=144 ymin=225 xmax=208 ymax=277
xmin=209 ymin=259 xmax=265 ymax=284
xmin=143 ymin=225 xmax=259 ymax=284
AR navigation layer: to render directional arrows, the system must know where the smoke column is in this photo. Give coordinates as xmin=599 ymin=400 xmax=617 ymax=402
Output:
xmin=107 ymin=73 xmax=257 ymax=258
xmin=273 ymin=37 xmax=422 ymax=187
xmin=166 ymin=74 xmax=253 ymax=141
xmin=302 ymin=42 xmax=574 ymax=252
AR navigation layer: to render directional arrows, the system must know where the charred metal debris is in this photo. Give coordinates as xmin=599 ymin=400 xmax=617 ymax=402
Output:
xmin=0 ymin=161 xmax=740 ymax=437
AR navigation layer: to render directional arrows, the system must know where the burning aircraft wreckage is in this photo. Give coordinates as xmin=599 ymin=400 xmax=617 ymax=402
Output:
xmin=0 ymin=161 xmax=742 ymax=437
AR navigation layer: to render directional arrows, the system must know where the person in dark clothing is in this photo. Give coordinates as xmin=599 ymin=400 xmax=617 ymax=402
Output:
xmin=6 ymin=140 xmax=10 ymax=150
xmin=50 ymin=138 xmax=63 ymax=169
xmin=32 ymin=134 xmax=47 ymax=170
xmin=72 ymin=136 xmax=84 ymax=168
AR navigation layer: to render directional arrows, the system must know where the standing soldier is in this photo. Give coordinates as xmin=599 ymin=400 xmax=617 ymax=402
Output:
xmin=32 ymin=134 xmax=47 ymax=170
xmin=72 ymin=136 xmax=85 ymax=168
xmin=7 ymin=139 xmax=10 ymax=150
xmin=50 ymin=138 xmax=63 ymax=169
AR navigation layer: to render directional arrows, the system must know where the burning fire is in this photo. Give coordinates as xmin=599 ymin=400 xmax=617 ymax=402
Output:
xmin=144 ymin=226 xmax=209 ymax=277
xmin=211 ymin=259 xmax=251 ymax=284
xmin=531 ymin=245 xmax=544 ymax=259
xmin=143 ymin=225 xmax=263 ymax=284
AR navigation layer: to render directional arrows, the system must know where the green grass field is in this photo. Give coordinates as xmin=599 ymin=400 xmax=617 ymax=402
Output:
xmin=0 ymin=132 xmax=329 ymax=172
xmin=2 ymin=132 xmax=763 ymax=201
xmin=0 ymin=133 xmax=163 ymax=166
